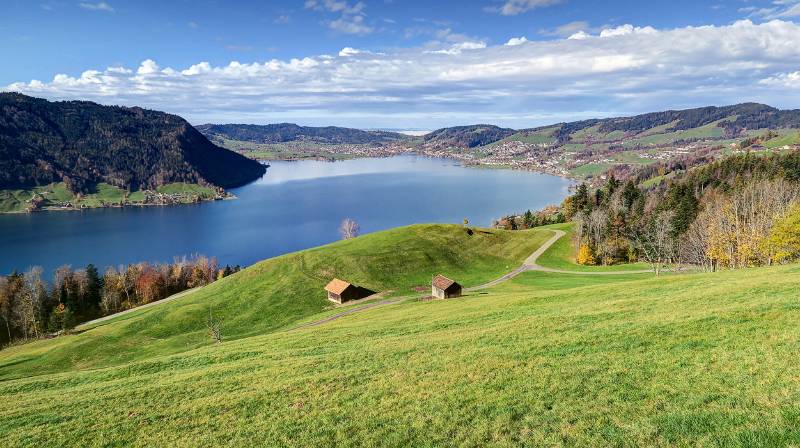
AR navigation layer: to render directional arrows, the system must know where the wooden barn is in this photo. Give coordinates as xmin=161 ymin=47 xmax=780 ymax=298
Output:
xmin=431 ymin=275 xmax=462 ymax=299
xmin=324 ymin=278 xmax=374 ymax=304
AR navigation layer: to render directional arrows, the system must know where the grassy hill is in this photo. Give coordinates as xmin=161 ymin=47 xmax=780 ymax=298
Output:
xmin=0 ymin=224 xmax=550 ymax=380
xmin=3 ymin=258 xmax=800 ymax=445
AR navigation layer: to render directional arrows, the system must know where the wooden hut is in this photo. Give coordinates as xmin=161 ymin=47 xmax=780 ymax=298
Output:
xmin=431 ymin=275 xmax=462 ymax=299
xmin=324 ymin=278 xmax=373 ymax=304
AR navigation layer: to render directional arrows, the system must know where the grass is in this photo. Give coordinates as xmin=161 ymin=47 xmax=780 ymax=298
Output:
xmin=764 ymin=130 xmax=800 ymax=149
xmin=535 ymin=223 xmax=652 ymax=272
xmin=0 ymin=224 xmax=551 ymax=380
xmin=214 ymin=137 xmax=360 ymax=160
xmin=2 ymin=257 xmax=800 ymax=446
xmin=155 ymin=182 xmax=216 ymax=198
xmin=569 ymin=162 xmax=613 ymax=178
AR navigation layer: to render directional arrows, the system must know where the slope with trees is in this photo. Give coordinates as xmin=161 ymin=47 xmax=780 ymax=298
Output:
xmin=0 ymin=93 xmax=266 ymax=197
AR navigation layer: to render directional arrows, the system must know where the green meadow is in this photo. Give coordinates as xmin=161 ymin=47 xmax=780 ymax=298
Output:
xmin=2 ymin=224 xmax=800 ymax=447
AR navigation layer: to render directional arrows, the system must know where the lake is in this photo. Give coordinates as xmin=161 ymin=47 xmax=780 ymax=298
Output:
xmin=0 ymin=156 xmax=573 ymax=275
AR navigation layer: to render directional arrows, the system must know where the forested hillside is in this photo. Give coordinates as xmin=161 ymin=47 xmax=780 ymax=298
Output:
xmin=197 ymin=123 xmax=408 ymax=145
xmin=422 ymin=125 xmax=516 ymax=149
xmin=507 ymin=151 xmax=800 ymax=273
xmin=0 ymin=93 xmax=266 ymax=193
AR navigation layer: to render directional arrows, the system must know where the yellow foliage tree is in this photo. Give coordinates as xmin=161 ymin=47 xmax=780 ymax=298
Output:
xmin=576 ymin=244 xmax=596 ymax=265
xmin=764 ymin=203 xmax=800 ymax=263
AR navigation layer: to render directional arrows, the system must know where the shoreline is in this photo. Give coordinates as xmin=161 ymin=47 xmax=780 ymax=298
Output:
xmin=1 ymin=188 xmax=235 ymax=215
xmin=247 ymin=150 xmax=578 ymax=182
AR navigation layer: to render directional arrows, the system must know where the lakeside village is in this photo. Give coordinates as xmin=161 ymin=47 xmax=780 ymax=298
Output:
xmin=24 ymin=186 xmax=232 ymax=213
xmin=257 ymin=135 xmax=800 ymax=183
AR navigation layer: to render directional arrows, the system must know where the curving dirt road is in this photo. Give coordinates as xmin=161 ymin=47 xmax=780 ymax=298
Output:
xmin=467 ymin=230 xmax=652 ymax=291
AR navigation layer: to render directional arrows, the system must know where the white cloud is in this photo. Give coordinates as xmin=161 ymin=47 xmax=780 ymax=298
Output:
xmin=741 ymin=0 xmax=800 ymax=19
xmin=490 ymin=0 xmax=564 ymax=16
xmin=567 ymin=31 xmax=590 ymax=40
xmin=78 ymin=1 xmax=113 ymax=12
xmin=338 ymin=47 xmax=362 ymax=57
xmin=306 ymin=0 xmax=372 ymax=34
xmin=329 ymin=14 xmax=373 ymax=34
xmin=760 ymin=71 xmax=800 ymax=88
xmin=7 ymin=20 xmax=800 ymax=127
xmin=505 ymin=36 xmax=529 ymax=46
xmin=136 ymin=59 xmax=159 ymax=75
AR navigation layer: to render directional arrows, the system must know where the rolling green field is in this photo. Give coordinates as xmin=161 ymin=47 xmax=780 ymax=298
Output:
xmin=0 ymin=225 xmax=549 ymax=380
xmin=2 ymin=224 xmax=800 ymax=446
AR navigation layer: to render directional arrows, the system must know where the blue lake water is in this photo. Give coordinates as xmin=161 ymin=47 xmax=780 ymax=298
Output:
xmin=0 ymin=156 xmax=573 ymax=275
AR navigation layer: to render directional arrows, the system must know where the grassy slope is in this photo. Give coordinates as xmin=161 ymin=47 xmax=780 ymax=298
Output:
xmin=2 ymin=261 xmax=800 ymax=446
xmin=536 ymin=223 xmax=652 ymax=272
xmin=0 ymin=225 xmax=550 ymax=380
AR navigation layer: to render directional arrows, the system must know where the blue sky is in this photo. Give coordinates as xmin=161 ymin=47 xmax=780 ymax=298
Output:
xmin=3 ymin=0 xmax=800 ymax=128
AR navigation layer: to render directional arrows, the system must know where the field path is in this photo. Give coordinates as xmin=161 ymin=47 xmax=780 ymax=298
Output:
xmin=467 ymin=230 xmax=652 ymax=291
xmin=292 ymin=229 xmax=653 ymax=330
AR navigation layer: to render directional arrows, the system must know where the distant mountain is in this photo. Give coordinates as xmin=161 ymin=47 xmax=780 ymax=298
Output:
xmin=197 ymin=123 xmax=409 ymax=145
xmin=422 ymin=125 xmax=516 ymax=149
xmin=0 ymin=93 xmax=266 ymax=193
xmin=543 ymin=103 xmax=800 ymax=142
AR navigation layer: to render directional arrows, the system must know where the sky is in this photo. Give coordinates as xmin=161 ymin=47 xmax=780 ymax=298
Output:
xmin=2 ymin=0 xmax=800 ymax=128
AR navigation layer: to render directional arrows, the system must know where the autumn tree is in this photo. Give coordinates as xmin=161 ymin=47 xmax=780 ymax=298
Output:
xmin=632 ymin=211 xmax=675 ymax=276
xmin=764 ymin=203 xmax=800 ymax=263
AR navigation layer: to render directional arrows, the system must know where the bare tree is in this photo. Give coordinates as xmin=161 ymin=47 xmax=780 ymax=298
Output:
xmin=206 ymin=307 xmax=223 ymax=344
xmin=632 ymin=211 xmax=675 ymax=276
xmin=681 ymin=213 xmax=713 ymax=271
xmin=15 ymin=267 xmax=46 ymax=340
xmin=0 ymin=277 xmax=11 ymax=342
xmin=339 ymin=218 xmax=360 ymax=240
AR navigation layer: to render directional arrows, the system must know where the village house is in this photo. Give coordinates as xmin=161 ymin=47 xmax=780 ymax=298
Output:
xmin=324 ymin=278 xmax=373 ymax=304
xmin=431 ymin=274 xmax=462 ymax=299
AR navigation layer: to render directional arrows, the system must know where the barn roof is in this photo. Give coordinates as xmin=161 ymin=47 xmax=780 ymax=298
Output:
xmin=325 ymin=278 xmax=352 ymax=295
xmin=432 ymin=274 xmax=458 ymax=291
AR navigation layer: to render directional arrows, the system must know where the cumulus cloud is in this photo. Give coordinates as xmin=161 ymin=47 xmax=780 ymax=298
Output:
xmin=490 ymin=0 xmax=564 ymax=16
xmin=7 ymin=20 xmax=800 ymax=127
xmin=78 ymin=1 xmax=113 ymax=12
xmin=540 ymin=20 xmax=597 ymax=37
xmin=505 ymin=36 xmax=529 ymax=46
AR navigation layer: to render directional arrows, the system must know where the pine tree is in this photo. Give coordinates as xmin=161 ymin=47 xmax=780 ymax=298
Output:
xmin=85 ymin=264 xmax=102 ymax=311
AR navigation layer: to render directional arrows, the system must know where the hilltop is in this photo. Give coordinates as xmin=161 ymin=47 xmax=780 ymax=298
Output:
xmin=0 ymin=93 xmax=266 ymax=211
xmin=2 ymin=223 xmax=800 ymax=446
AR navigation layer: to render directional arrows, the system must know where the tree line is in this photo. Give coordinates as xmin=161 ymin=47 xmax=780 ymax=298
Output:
xmin=495 ymin=205 xmax=566 ymax=230
xmin=0 ymin=256 xmax=240 ymax=346
xmin=511 ymin=151 xmax=800 ymax=274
